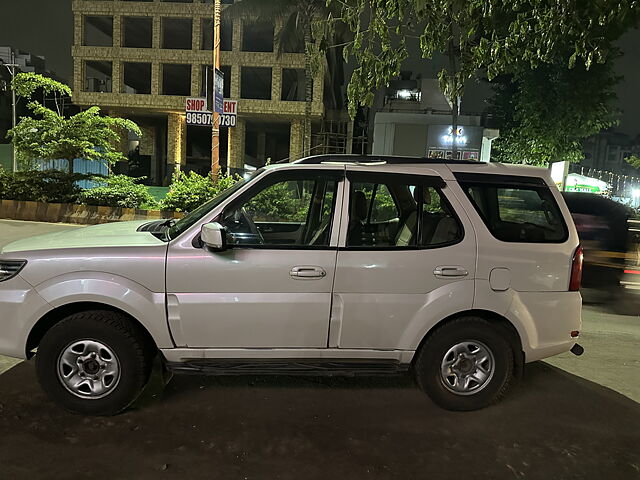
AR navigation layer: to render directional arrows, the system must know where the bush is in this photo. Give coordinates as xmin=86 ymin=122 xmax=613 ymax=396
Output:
xmin=161 ymin=171 xmax=239 ymax=212
xmin=0 ymin=168 xmax=92 ymax=204
xmin=80 ymin=175 xmax=158 ymax=209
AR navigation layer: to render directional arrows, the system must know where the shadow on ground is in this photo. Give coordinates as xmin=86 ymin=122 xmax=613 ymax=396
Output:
xmin=0 ymin=361 xmax=638 ymax=479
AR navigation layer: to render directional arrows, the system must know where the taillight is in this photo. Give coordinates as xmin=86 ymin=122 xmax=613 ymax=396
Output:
xmin=569 ymin=245 xmax=583 ymax=291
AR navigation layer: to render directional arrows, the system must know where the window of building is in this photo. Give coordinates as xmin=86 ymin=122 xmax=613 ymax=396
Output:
xmin=162 ymin=64 xmax=191 ymax=96
xmin=122 ymin=17 xmax=153 ymax=48
xmin=241 ymin=67 xmax=271 ymax=100
xmin=459 ymin=177 xmax=567 ymax=243
xmin=241 ymin=21 xmax=273 ymax=52
xmin=123 ymin=62 xmax=151 ymax=94
xmin=201 ymin=18 xmax=232 ymax=51
xmin=83 ymin=61 xmax=112 ymax=93
xmin=201 ymin=65 xmax=231 ymax=99
xmin=281 ymin=68 xmax=307 ymax=101
xmin=162 ymin=18 xmax=193 ymax=49
xmin=83 ymin=16 xmax=113 ymax=47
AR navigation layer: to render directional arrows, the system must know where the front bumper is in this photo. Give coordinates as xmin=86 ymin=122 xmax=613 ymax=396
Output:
xmin=0 ymin=275 xmax=52 ymax=359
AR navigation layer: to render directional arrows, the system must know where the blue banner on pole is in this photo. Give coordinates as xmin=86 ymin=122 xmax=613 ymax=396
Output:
xmin=214 ymin=68 xmax=224 ymax=114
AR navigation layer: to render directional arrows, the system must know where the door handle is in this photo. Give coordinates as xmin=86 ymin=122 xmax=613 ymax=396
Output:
xmin=434 ymin=266 xmax=468 ymax=278
xmin=290 ymin=266 xmax=327 ymax=279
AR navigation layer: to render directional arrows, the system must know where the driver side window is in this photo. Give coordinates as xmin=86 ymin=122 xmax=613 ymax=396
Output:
xmin=221 ymin=173 xmax=339 ymax=247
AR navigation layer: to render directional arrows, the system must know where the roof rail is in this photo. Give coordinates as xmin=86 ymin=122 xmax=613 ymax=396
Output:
xmin=294 ymin=154 xmax=482 ymax=165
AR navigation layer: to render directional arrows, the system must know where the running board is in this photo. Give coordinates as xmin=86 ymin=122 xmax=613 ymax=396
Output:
xmin=165 ymin=359 xmax=410 ymax=377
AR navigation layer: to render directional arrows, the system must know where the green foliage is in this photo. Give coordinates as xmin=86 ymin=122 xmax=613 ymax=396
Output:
xmin=161 ymin=171 xmax=239 ymax=212
xmin=0 ymin=168 xmax=91 ymax=204
xmin=328 ymin=0 xmax=640 ymax=118
xmin=491 ymin=60 xmax=621 ymax=165
xmin=12 ymin=72 xmax=72 ymax=99
xmin=625 ymin=155 xmax=640 ymax=170
xmin=245 ymin=181 xmax=312 ymax=222
xmin=7 ymin=72 xmax=141 ymax=172
xmin=79 ymin=175 xmax=158 ymax=209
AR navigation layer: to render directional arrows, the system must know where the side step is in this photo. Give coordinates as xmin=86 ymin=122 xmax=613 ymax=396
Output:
xmin=166 ymin=359 xmax=410 ymax=377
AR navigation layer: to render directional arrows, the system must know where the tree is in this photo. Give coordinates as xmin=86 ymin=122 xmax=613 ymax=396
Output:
xmin=625 ymin=154 xmax=640 ymax=170
xmin=7 ymin=72 xmax=141 ymax=173
xmin=224 ymin=0 xmax=343 ymax=160
xmin=490 ymin=59 xmax=621 ymax=165
xmin=328 ymin=0 xmax=639 ymax=163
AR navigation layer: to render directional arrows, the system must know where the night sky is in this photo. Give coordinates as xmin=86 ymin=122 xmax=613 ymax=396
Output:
xmin=0 ymin=0 xmax=638 ymax=137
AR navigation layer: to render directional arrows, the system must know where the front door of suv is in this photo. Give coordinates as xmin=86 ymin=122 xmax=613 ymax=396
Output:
xmin=166 ymin=168 xmax=343 ymax=348
xmin=331 ymin=170 xmax=477 ymax=351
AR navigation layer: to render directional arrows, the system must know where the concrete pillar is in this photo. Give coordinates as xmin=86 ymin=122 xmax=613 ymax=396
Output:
xmin=228 ymin=118 xmax=245 ymax=171
xmin=112 ymin=61 xmax=121 ymax=94
xmin=257 ymin=132 xmax=266 ymax=163
xmin=167 ymin=113 xmax=186 ymax=174
xmin=112 ymin=15 xmax=122 ymax=48
xmin=151 ymin=62 xmax=160 ymax=95
xmin=346 ymin=119 xmax=354 ymax=154
xmin=230 ymin=64 xmax=240 ymax=99
xmin=272 ymin=67 xmax=281 ymax=102
xmin=289 ymin=119 xmax=304 ymax=162
xmin=152 ymin=16 xmax=161 ymax=49
xmin=190 ymin=63 xmax=200 ymax=97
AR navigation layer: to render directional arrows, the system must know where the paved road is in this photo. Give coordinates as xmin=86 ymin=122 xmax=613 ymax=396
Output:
xmin=0 ymin=220 xmax=638 ymax=479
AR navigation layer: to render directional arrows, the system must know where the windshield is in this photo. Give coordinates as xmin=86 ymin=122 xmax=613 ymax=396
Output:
xmin=168 ymin=169 xmax=263 ymax=240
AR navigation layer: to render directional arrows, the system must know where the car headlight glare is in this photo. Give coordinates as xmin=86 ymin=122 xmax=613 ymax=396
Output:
xmin=0 ymin=260 xmax=27 ymax=282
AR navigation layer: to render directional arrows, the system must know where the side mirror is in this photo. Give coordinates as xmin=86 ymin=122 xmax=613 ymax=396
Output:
xmin=201 ymin=222 xmax=227 ymax=251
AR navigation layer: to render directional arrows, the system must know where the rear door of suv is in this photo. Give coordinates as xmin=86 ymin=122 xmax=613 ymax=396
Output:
xmin=330 ymin=167 xmax=477 ymax=351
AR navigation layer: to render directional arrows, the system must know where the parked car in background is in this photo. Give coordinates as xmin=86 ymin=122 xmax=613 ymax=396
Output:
xmin=0 ymin=156 xmax=583 ymax=415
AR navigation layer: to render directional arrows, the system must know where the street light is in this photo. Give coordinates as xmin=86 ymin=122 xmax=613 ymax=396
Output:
xmin=1 ymin=51 xmax=19 ymax=172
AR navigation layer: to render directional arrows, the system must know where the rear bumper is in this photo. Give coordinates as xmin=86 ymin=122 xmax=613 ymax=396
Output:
xmin=507 ymin=291 xmax=582 ymax=363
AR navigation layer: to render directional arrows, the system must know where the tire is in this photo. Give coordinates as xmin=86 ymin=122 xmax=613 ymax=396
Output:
xmin=35 ymin=310 xmax=154 ymax=416
xmin=413 ymin=316 xmax=515 ymax=411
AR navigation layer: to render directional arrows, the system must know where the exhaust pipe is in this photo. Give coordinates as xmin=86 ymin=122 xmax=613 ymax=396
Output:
xmin=570 ymin=343 xmax=584 ymax=356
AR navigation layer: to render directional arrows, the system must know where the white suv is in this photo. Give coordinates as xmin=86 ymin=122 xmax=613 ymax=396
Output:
xmin=0 ymin=156 xmax=583 ymax=415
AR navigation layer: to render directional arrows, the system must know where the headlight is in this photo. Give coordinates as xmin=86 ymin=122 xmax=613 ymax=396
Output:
xmin=0 ymin=260 xmax=27 ymax=282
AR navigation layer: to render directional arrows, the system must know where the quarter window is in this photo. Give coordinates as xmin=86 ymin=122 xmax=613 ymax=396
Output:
xmin=459 ymin=180 xmax=568 ymax=243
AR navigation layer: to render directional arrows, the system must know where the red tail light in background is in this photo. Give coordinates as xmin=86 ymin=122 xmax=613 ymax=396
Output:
xmin=569 ymin=245 xmax=583 ymax=291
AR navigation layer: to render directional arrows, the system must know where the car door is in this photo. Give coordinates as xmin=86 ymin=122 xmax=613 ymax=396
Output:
xmin=166 ymin=168 xmax=344 ymax=348
xmin=330 ymin=169 xmax=477 ymax=351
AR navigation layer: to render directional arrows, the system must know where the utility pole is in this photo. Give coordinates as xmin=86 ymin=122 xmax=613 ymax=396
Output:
xmin=210 ymin=0 xmax=221 ymax=179
xmin=2 ymin=51 xmax=19 ymax=172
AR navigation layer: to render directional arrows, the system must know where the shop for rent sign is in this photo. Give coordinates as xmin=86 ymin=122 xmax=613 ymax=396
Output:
xmin=185 ymin=97 xmax=237 ymax=127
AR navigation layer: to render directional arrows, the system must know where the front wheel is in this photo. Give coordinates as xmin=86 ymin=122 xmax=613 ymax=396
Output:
xmin=35 ymin=310 xmax=154 ymax=416
xmin=413 ymin=317 xmax=515 ymax=411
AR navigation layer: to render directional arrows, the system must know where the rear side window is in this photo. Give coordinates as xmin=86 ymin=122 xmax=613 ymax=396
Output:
xmin=459 ymin=178 xmax=568 ymax=243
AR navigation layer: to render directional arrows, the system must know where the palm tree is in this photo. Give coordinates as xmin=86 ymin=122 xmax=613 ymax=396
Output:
xmin=224 ymin=0 xmax=342 ymax=160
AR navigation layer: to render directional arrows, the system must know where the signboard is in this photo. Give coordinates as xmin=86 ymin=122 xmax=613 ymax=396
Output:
xmin=185 ymin=97 xmax=237 ymax=127
xmin=426 ymin=124 xmax=482 ymax=160
xmin=214 ymin=68 xmax=224 ymax=114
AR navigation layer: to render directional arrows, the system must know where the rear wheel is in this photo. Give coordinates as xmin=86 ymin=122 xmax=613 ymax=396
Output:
xmin=35 ymin=310 xmax=154 ymax=416
xmin=413 ymin=317 xmax=515 ymax=411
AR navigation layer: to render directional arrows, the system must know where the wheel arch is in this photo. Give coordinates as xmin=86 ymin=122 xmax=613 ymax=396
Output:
xmin=26 ymin=302 xmax=158 ymax=359
xmin=413 ymin=309 xmax=524 ymax=376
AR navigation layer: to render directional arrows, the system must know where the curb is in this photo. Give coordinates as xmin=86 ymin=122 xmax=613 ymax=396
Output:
xmin=0 ymin=199 xmax=183 ymax=225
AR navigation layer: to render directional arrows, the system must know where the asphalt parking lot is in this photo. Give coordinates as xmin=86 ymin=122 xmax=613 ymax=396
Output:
xmin=0 ymin=220 xmax=638 ymax=479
